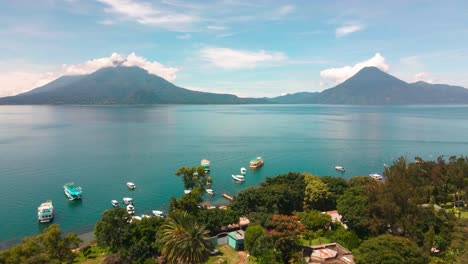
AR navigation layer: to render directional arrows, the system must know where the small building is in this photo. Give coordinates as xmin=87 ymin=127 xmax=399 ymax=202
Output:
xmin=302 ymin=242 xmax=354 ymax=264
xmin=228 ymin=230 xmax=245 ymax=251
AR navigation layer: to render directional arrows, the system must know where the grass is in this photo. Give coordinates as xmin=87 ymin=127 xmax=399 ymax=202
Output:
xmin=207 ymin=244 xmax=242 ymax=264
xmin=298 ymin=236 xmax=332 ymax=246
xmin=74 ymin=245 xmax=109 ymax=264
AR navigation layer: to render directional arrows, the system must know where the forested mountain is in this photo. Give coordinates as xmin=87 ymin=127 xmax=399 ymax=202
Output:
xmin=0 ymin=66 xmax=267 ymax=105
xmin=270 ymin=67 xmax=468 ymax=104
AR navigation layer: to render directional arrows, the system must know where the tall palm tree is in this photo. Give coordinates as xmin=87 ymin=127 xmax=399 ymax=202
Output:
xmin=159 ymin=211 xmax=212 ymax=264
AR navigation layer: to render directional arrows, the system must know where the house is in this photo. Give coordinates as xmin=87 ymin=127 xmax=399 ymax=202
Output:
xmin=302 ymin=242 xmax=354 ymax=264
xmin=228 ymin=230 xmax=245 ymax=251
xmin=325 ymin=210 xmax=347 ymax=229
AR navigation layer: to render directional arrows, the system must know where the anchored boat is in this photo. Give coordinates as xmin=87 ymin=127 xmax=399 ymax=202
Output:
xmin=370 ymin=174 xmax=383 ymax=181
xmin=201 ymin=159 xmax=211 ymax=172
xmin=249 ymin=157 xmax=264 ymax=169
xmin=127 ymin=182 xmax=136 ymax=190
xmin=240 ymin=167 xmax=247 ymax=175
xmin=206 ymin=188 xmax=214 ymax=195
xmin=63 ymin=182 xmax=83 ymax=200
xmin=232 ymin=174 xmax=245 ymax=182
xmin=37 ymin=200 xmax=54 ymax=223
xmin=152 ymin=210 xmax=164 ymax=218
xmin=335 ymin=166 xmax=346 ymax=172
xmin=126 ymin=204 xmax=135 ymax=215
xmin=111 ymin=200 xmax=119 ymax=207
xmin=123 ymin=197 xmax=133 ymax=205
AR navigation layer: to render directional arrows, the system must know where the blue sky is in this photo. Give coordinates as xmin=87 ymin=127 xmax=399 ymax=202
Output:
xmin=1 ymin=0 xmax=467 ymax=97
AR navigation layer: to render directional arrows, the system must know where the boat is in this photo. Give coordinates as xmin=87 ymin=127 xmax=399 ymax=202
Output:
xmin=111 ymin=200 xmax=119 ymax=207
xmin=127 ymin=182 xmax=136 ymax=190
xmin=249 ymin=157 xmax=264 ymax=169
xmin=184 ymin=189 xmax=192 ymax=194
xmin=37 ymin=200 xmax=54 ymax=223
xmin=232 ymin=174 xmax=245 ymax=182
xmin=201 ymin=159 xmax=211 ymax=172
xmin=152 ymin=210 xmax=164 ymax=218
xmin=240 ymin=167 xmax=247 ymax=175
xmin=206 ymin=188 xmax=214 ymax=195
xmin=126 ymin=204 xmax=135 ymax=214
xmin=370 ymin=174 xmax=383 ymax=181
xmin=123 ymin=197 xmax=133 ymax=205
xmin=335 ymin=166 xmax=345 ymax=172
xmin=63 ymin=182 xmax=83 ymax=200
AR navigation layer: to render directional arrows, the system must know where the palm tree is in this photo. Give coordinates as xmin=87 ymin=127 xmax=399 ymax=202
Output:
xmin=159 ymin=211 xmax=212 ymax=263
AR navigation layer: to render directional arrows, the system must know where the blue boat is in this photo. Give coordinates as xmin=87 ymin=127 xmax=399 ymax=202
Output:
xmin=63 ymin=182 xmax=83 ymax=200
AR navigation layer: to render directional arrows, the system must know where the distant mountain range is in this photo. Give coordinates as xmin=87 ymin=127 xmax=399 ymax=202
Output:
xmin=271 ymin=67 xmax=468 ymax=104
xmin=1 ymin=66 xmax=468 ymax=105
xmin=0 ymin=66 xmax=266 ymax=105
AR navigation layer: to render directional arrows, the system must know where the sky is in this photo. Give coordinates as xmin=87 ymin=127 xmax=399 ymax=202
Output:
xmin=0 ymin=0 xmax=468 ymax=98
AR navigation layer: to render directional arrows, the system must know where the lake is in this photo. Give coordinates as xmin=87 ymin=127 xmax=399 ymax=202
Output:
xmin=0 ymin=104 xmax=467 ymax=245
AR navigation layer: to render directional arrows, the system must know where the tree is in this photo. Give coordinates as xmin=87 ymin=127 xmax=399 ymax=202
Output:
xmin=267 ymin=214 xmax=305 ymax=263
xmin=303 ymin=173 xmax=329 ymax=211
xmin=158 ymin=211 xmax=212 ymax=264
xmin=0 ymin=224 xmax=81 ymax=264
xmin=337 ymin=186 xmax=370 ymax=237
xmin=95 ymin=208 xmax=133 ymax=252
xmin=175 ymin=166 xmax=211 ymax=190
xmin=354 ymin=234 xmax=428 ymax=264
xmin=196 ymin=208 xmax=238 ymax=235
xmin=321 ymin=176 xmax=349 ymax=210
xmin=296 ymin=210 xmax=332 ymax=232
xmin=244 ymin=225 xmax=265 ymax=253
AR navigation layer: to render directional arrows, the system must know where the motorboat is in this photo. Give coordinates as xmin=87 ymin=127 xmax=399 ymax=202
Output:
xmin=184 ymin=189 xmax=192 ymax=194
xmin=152 ymin=210 xmax=164 ymax=218
xmin=232 ymin=174 xmax=245 ymax=182
xmin=370 ymin=174 xmax=383 ymax=181
xmin=127 ymin=182 xmax=136 ymax=190
xmin=37 ymin=200 xmax=54 ymax=223
xmin=206 ymin=188 xmax=214 ymax=195
xmin=335 ymin=166 xmax=345 ymax=172
xmin=240 ymin=167 xmax=247 ymax=175
xmin=111 ymin=200 xmax=119 ymax=207
xmin=249 ymin=157 xmax=264 ymax=169
xmin=63 ymin=182 xmax=83 ymax=200
xmin=126 ymin=204 xmax=135 ymax=214
xmin=123 ymin=197 xmax=133 ymax=205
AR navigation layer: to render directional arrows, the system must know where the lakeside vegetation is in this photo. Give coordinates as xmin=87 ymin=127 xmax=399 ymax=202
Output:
xmin=0 ymin=155 xmax=466 ymax=263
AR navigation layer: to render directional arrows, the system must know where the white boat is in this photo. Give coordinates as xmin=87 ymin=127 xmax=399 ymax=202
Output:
xmin=123 ymin=197 xmax=133 ymax=205
xmin=335 ymin=166 xmax=345 ymax=172
xmin=240 ymin=167 xmax=247 ymax=175
xmin=126 ymin=204 xmax=135 ymax=214
xmin=184 ymin=189 xmax=192 ymax=194
xmin=127 ymin=182 xmax=136 ymax=190
xmin=152 ymin=210 xmax=164 ymax=218
xmin=37 ymin=200 xmax=54 ymax=223
xmin=370 ymin=174 xmax=383 ymax=181
xmin=206 ymin=188 xmax=214 ymax=195
xmin=111 ymin=200 xmax=119 ymax=207
xmin=232 ymin=174 xmax=245 ymax=182
xmin=201 ymin=159 xmax=211 ymax=172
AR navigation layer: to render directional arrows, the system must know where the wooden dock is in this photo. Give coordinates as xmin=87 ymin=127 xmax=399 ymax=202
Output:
xmin=222 ymin=193 xmax=233 ymax=201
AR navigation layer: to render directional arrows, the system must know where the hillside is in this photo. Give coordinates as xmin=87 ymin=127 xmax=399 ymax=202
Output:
xmin=0 ymin=66 xmax=267 ymax=105
xmin=270 ymin=67 xmax=468 ymax=104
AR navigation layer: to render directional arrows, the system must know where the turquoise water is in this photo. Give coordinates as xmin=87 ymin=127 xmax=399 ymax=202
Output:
xmin=0 ymin=104 xmax=467 ymax=244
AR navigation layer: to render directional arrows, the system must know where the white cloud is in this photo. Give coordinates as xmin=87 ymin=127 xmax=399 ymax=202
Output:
xmin=206 ymin=25 xmax=227 ymax=31
xmin=414 ymin=72 xmax=434 ymax=83
xmin=320 ymin=53 xmax=389 ymax=84
xmin=336 ymin=23 xmax=364 ymax=37
xmin=176 ymin=33 xmax=191 ymax=39
xmin=97 ymin=0 xmax=198 ymax=31
xmin=277 ymin=5 xmax=295 ymax=15
xmin=0 ymin=53 xmax=179 ymax=97
xmin=199 ymin=47 xmax=287 ymax=69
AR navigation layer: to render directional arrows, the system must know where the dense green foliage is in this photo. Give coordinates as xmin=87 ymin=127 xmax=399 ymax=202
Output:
xmin=0 ymin=224 xmax=81 ymax=264
xmin=354 ymin=234 xmax=428 ymax=264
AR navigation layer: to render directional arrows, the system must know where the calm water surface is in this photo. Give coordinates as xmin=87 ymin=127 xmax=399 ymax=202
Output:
xmin=0 ymin=104 xmax=467 ymax=244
